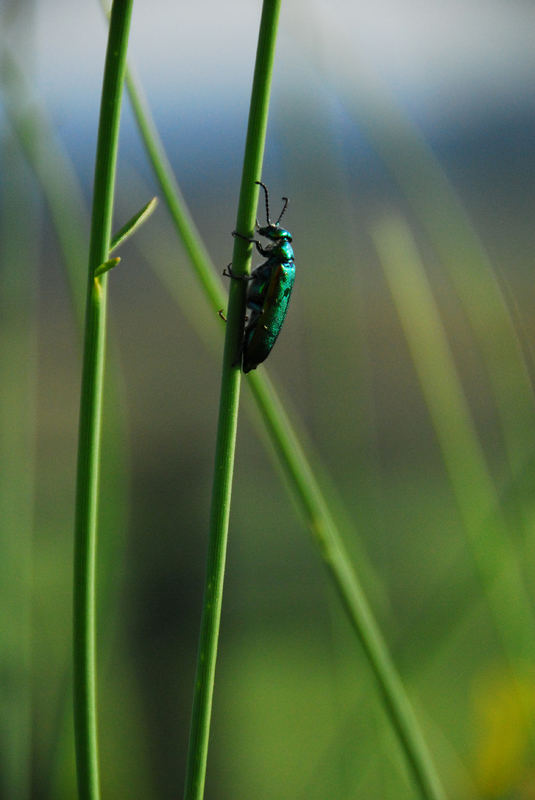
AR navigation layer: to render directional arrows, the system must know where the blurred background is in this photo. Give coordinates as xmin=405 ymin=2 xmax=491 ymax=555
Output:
xmin=1 ymin=0 xmax=535 ymax=797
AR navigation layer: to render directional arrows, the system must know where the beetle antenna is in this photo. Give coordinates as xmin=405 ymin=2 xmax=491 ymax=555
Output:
xmin=255 ymin=181 xmax=271 ymax=224
xmin=276 ymin=197 xmax=288 ymax=224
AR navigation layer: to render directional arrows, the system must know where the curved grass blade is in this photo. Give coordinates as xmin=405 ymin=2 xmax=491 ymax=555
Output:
xmin=374 ymin=215 xmax=535 ymax=673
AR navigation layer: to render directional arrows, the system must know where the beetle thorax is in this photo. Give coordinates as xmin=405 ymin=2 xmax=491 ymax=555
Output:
xmin=257 ymin=223 xmax=292 ymax=243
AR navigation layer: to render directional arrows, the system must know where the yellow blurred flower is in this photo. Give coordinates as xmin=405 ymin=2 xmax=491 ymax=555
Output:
xmin=471 ymin=666 xmax=535 ymax=798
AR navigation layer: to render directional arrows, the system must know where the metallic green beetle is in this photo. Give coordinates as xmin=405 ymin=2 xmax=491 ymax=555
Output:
xmin=225 ymin=181 xmax=295 ymax=373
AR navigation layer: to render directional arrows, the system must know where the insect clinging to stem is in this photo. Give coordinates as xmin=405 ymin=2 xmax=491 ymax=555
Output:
xmin=224 ymin=181 xmax=295 ymax=373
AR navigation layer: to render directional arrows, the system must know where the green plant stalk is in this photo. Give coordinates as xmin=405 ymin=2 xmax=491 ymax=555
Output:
xmin=183 ymin=4 xmax=282 ymax=798
xmin=328 ymin=59 xmax=535 ymax=475
xmin=374 ymin=215 xmax=535 ymax=668
xmin=73 ymin=2 xmax=134 ymax=799
xmin=299 ymin=19 xmax=535 ymax=475
xmin=0 ymin=139 xmax=37 ymax=800
xmin=122 ymin=24 xmax=446 ymax=800
xmin=2 ymin=39 xmax=139 ymax=799
xmin=247 ymin=372 xmax=447 ymax=800
xmin=0 ymin=43 xmax=88 ymax=322
xmin=123 ymin=66 xmax=223 ymax=309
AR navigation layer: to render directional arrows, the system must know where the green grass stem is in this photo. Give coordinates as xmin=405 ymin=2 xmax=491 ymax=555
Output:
xmin=374 ymin=215 xmax=535 ymax=671
xmin=328 ymin=57 xmax=535 ymax=475
xmin=0 ymin=43 xmax=88 ymax=322
xmin=73 ymin=2 xmax=134 ymax=798
xmin=2 ymin=37 xmax=136 ymax=798
xmin=0 ymin=139 xmax=37 ymax=800
xmin=183 ymin=3 xmax=282 ymax=798
xmin=247 ymin=372 xmax=448 ymax=800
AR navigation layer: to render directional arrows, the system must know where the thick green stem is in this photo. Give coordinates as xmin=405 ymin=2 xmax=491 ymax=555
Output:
xmin=72 ymin=2 xmax=134 ymax=798
xmin=183 ymin=2 xmax=282 ymax=798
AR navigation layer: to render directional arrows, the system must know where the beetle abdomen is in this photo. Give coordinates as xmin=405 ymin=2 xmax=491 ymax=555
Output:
xmin=243 ymin=260 xmax=295 ymax=373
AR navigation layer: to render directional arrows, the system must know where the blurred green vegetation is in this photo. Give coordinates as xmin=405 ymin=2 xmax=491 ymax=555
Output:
xmin=2 ymin=1 xmax=535 ymax=798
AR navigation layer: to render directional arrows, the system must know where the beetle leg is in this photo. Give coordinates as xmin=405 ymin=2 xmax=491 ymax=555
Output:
xmin=223 ymin=264 xmax=240 ymax=279
xmin=223 ymin=263 xmax=253 ymax=281
xmin=255 ymin=242 xmax=272 ymax=257
xmin=232 ymin=230 xmax=258 ymax=245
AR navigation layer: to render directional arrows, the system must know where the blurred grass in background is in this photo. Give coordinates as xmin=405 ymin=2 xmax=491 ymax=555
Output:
xmin=2 ymin=0 xmax=535 ymax=797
